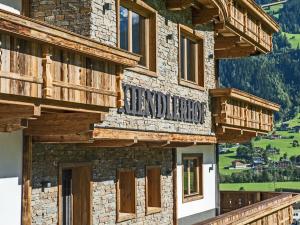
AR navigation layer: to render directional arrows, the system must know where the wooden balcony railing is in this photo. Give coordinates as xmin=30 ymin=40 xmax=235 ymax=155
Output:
xmin=195 ymin=191 xmax=300 ymax=225
xmin=227 ymin=0 xmax=274 ymax=52
xmin=0 ymin=10 xmax=140 ymax=136
xmin=0 ymin=10 xmax=140 ymax=110
xmin=210 ymin=88 xmax=280 ymax=143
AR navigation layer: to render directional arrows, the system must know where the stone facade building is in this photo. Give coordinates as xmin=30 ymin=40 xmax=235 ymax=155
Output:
xmin=0 ymin=1 xmax=297 ymax=225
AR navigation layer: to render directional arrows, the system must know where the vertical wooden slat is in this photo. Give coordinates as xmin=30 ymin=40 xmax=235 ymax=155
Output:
xmin=86 ymin=58 xmax=92 ymax=105
xmin=116 ymin=65 xmax=124 ymax=108
xmin=42 ymin=46 xmax=53 ymax=98
xmin=62 ymin=51 xmax=69 ymax=101
xmin=80 ymin=55 xmax=87 ymax=104
xmin=22 ymin=135 xmax=32 ymax=225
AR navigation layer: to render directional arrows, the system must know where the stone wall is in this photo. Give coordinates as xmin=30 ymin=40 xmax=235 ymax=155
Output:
xmin=29 ymin=0 xmax=216 ymax=136
xmin=99 ymin=2 xmax=216 ymax=135
xmin=30 ymin=0 xmax=92 ymax=36
xmin=31 ymin=143 xmax=174 ymax=225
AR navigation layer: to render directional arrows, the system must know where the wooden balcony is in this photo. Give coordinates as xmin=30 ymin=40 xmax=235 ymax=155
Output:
xmin=0 ymin=10 xmax=140 ymax=140
xmin=210 ymin=88 xmax=280 ymax=143
xmin=166 ymin=0 xmax=280 ymax=58
xmin=196 ymin=191 xmax=300 ymax=225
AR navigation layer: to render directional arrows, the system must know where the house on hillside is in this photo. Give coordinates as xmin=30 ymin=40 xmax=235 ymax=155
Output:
xmin=280 ymin=123 xmax=289 ymax=131
xmin=231 ymin=160 xmax=247 ymax=169
xmin=276 ymin=159 xmax=292 ymax=169
xmin=293 ymin=126 xmax=300 ymax=133
xmin=0 ymin=0 xmax=297 ymax=225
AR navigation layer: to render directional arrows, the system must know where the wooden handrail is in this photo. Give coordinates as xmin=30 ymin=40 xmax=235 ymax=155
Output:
xmin=195 ymin=192 xmax=300 ymax=225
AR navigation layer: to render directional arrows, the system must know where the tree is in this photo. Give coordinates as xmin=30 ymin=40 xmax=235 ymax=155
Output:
xmin=292 ymin=140 xmax=299 ymax=147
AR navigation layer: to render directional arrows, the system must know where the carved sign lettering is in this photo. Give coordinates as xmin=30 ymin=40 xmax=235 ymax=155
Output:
xmin=118 ymin=84 xmax=206 ymax=124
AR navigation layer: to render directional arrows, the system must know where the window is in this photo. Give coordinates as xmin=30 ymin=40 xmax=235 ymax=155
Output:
xmin=116 ymin=169 xmax=136 ymax=222
xmin=145 ymin=166 xmax=161 ymax=215
xmin=58 ymin=163 xmax=92 ymax=225
xmin=182 ymin=154 xmax=203 ymax=202
xmin=118 ymin=0 xmax=157 ymax=75
xmin=179 ymin=25 xmax=204 ymax=89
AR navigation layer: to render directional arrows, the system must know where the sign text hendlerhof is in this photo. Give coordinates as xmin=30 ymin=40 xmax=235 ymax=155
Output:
xmin=118 ymin=84 xmax=206 ymax=124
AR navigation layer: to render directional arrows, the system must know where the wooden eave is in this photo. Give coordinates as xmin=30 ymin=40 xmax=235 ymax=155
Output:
xmin=90 ymin=128 xmax=217 ymax=147
xmin=0 ymin=9 xmax=141 ymax=67
xmin=167 ymin=0 xmax=280 ymax=57
xmin=209 ymin=88 xmax=280 ymax=111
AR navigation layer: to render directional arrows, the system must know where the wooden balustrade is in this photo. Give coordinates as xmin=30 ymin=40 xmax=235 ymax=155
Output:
xmin=195 ymin=191 xmax=300 ymax=225
xmin=228 ymin=0 xmax=273 ymax=52
xmin=0 ymin=10 xmax=140 ymax=136
xmin=0 ymin=10 xmax=140 ymax=111
xmin=210 ymin=88 xmax=280 ymax=143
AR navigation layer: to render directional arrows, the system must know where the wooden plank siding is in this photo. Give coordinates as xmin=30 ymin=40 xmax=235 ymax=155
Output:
xmin=210 ymin=88 xmax=280 ymax=143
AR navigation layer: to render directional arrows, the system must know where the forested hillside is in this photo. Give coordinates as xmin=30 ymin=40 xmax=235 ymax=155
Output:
xmin=220 ymin=0 xmax=300 ymax=120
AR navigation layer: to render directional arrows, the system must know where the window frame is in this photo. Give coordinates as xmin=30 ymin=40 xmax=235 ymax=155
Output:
xmin=117 ymin=0 xmax=157 ymax=77
xmin=178 ymin=24 xmax=205 ymax=90
xmin=145 ymin=165 xmax=162 ymax=215
xmin=182 ymin=154 xmax=203 ymax=203
xmin=116 ymin=168 xmax=137 ymax=222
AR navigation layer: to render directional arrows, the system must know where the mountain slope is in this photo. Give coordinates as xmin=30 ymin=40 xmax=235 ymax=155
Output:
xmin=220 ymin=0 xmax=300 ymax=121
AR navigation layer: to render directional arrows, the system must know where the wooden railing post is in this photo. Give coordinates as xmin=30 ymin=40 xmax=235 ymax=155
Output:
xmin=42 ymin=45 xmax=53 ymax=98
xmin=116 ymin=65 xmax=124 ymax=108
xmin=220 ymin=97 xmax=228 ymax=124
xmin=258 ymin=22 xmax=262 ymax=44
xmin=228 ymin=0 xmax=233 ymax=22
xmin=243 ymin=10 xmax=248 ymax=34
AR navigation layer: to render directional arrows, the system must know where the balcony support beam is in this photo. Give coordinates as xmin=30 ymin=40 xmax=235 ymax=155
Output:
xmin=192 ymin=8 xmax=219 ymax=24
xmin=166 ymin=0 xmax=195 ymax=10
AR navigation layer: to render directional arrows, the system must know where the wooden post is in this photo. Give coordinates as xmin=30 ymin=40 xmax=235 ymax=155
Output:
xmin=21 ymin=0 xmax=30 ymax=16
xmin=22 ymin=135 xmax=32 ymax=225
xmin=42 ymin=46 xmax=53 ymax=98
xmin=116 ymin=65 xmax=124 ymax=108
xmin=172 ymin=148 xmax=178 ymax=225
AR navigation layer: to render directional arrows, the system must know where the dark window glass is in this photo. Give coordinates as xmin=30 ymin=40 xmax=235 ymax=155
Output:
xmin=186 ymin=39 xmax=192 ymax=81
xmin=183 ymin=159 xmax=188 ymax=195
xmin=120 ymin=6 xmax=129 ymax=50
xmin=190 ymin=159 xmax=198 ymax=194
xmin=62 ymin=169 xmax=72 ymax=225
xmin=132 ymin=11 xmax=141 ymax=54
xmin=180 ymin=35 xmax=185 ymax=79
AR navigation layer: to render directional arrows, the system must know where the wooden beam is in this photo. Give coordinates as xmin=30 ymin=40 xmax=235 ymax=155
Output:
xmin=215 ymin=46 xmax=256 ymax=58
xmin=92 ymin=128 xmax=217 ymax=144
xmin=166 ymin=0 xmax=195 ymax=10
xmin=0 ymin=104 xmax=40 ymax=120
xmin=32 ymin=133 xmax=93 ymax=143
xmin=25 ymin=113 xmax=104 ymax=136
xmin=22 ymin=135 xmax=32 ymax=225
xmin=193 ymin=8 xmax=219 ymax=24
xmin=215 ymin=36 xmax=242 ymax=42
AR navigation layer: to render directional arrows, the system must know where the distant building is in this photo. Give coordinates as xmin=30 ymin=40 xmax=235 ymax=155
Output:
xmin=276 ymin=160 xmax=292 ymax=169
xmin=293 ymin=126 xmax=300 ymax=133
xmin=231 ymin=160 xmax=247 ymax=169
xmin=280 ymin=123 xmax=289 ymax=131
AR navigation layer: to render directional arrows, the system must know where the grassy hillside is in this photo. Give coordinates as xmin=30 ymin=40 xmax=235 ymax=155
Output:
xmin=262 ymin=2 xmax=300 ymax=49
xmin=220 ymin=113 xmax=300 ymax=176
xmin=264 ymin=3 xmax=284 ymax=19
xmin=220 ymin=181 xmax=300 ymax=191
